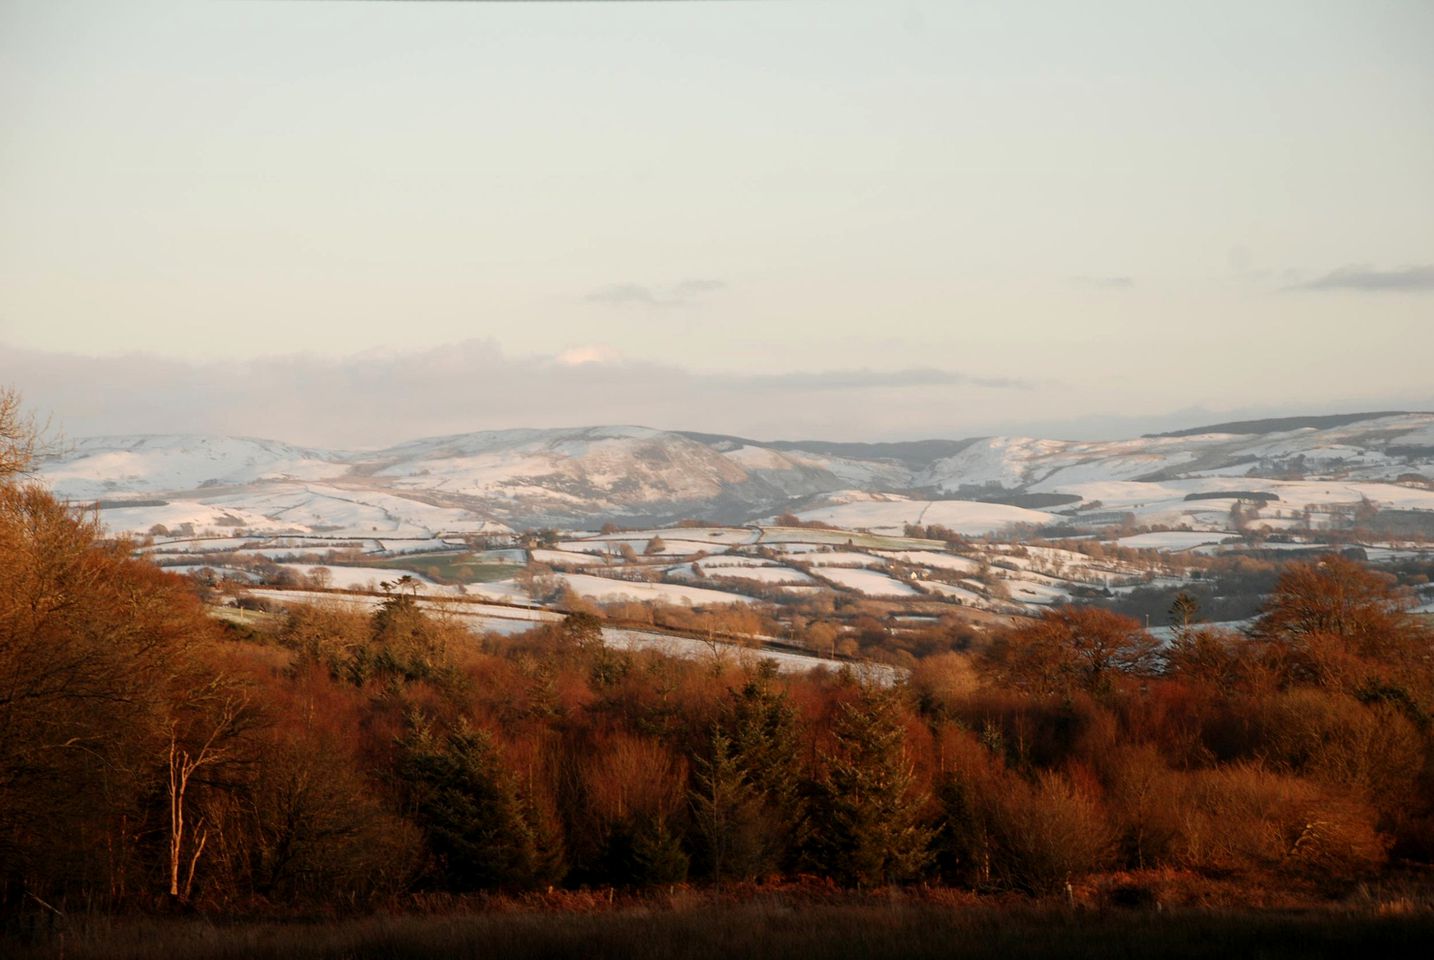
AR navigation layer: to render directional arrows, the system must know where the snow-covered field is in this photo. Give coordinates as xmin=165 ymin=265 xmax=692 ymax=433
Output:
xmin=918 ymin=581 xmax=986 ymax=604
xmin=1005 ymin=579 xmax=1073 ymax=605
xmin=554 ymin=540 xmax=619 ymax=556
xmin=757 ymin=527 xmax=943 ymax=550
xmin=586 ymin=527 xmax=759 ymax=546
xmin=811 ymin=567 xmax=921 ymax=597
xmin=794 ymin=497 xmax=1055 ymax=536
xmin=797 ymin=551 xmax=886 ymax=567
xmin=555 ymin=573 xmax=756 ymax=606
xmin=685 ymin=555 xmax=777 ymax=568
xmin=275 ymin=563 xmax=463 ymax=596
xmin=376 ymin=538 xmax=462 ymax=555
xmin=679 ymin=564 xmax=815 ymax=585
xmin=461 ymin=579 xmax=535 ymax=603
xmin=872 ymin=550 xmax=981 ymax=572
xmin=1362 ymin=546 xmax=1434 ymax=563
xmin=602 ymin=628 xmax=902 ymax=684
xmin=1115 ymin=531 xmax=1237 ymax=552
xmin=530 ymin=548 xmax=605 ymax=567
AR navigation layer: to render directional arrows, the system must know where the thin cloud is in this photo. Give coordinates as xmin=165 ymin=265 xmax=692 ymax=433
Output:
xmin=741 ymin=367 xmax=1032 ymax=391
xmin=1072 ymin=275 xmax=1134 ymax=289
xmin=584 ymin=283 xmax=661 ymax=307
xmin=671 ymin=278 xmax=727 ymax=298
xmin=584 ymin=278 xmax=727 ymax=308
xmin=0 ymin=341 xmax=1028 ymax=448
xmin=4 ymin=340 xmax=1427 ymax=449
xmin=1289 ymin=264 xmax=1434 ymax=292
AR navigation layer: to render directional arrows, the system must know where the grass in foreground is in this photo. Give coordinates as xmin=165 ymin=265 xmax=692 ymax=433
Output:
xmin=10 ymin=898 xmax=1434 ymax=960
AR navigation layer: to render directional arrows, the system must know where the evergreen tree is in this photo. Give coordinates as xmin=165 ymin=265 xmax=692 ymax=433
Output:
xmin=689 ymin=729 xmax=763 ymax=881
xmin=396 ymin=713 xmax=545 ymax=890
xmin=605 ymin=816 xmax=689 ymax=886
xmin=370 ymin=594 xmax=447 ymax=682
xmin=807 ymin=690 xmax=934 ymax=886
xmin=725 ymin=676 xmax=805 ymax=873
xmin=936 ymin=771 xmax=996 ymax=888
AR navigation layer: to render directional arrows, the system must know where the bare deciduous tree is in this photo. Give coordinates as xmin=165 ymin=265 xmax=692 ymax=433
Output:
xmin=0 ymin=386 xmax=39 ymax=480
xmin=166 ymin=684 xmax=252 ymax=902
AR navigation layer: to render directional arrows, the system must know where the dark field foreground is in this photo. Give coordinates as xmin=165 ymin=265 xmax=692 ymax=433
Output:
xmin=10 ymin=895 xmax=1434 ymax=960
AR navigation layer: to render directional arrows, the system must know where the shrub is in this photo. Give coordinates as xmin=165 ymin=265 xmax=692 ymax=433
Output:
xmin=991 ymin=770 xmax=1116 ymax=894
xmin=1175 ymin=764 xmax=1387 ymax=884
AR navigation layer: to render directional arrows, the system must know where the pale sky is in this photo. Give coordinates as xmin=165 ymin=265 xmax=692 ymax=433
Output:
xmin=1 ymin=0 xmax=1431 ymax=445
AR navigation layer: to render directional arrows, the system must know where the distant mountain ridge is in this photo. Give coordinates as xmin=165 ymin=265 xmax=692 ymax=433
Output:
xmin=676 ymin=432 xmax=985 ymax=470
xmin=36 ymin=413 xmax=1434 ymax=534
xmin=1146 ymin=411 xmax=1424 ymax=439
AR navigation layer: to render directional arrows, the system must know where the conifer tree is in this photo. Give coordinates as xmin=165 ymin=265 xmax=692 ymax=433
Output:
xmin=807 ymin=689 xmax=934 ymax=886
xmin=371 ymin=594 xmax=447 ymax=681
xmin=689 ymin=729 xmax=762 ymax=881
xmin=608 ymin=816 xmax=689 ymax=886
xmin=396 ymin=713 xmax=544 ymax=890
xmin=725 ymin=675 xmax=805 ymax=873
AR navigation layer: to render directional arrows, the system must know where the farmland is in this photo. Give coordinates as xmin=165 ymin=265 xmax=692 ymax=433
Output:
xmin=101 ymin=414 xmax=1434 ymax=668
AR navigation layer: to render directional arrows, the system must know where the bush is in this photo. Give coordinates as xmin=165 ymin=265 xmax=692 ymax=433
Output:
xmin=991 ymin=771 xmax=1116 ymax=894
xmin=1254 ymin=689 xmax=1424 ymax=807
xmin=1175 ymin=764 xmax=1387 ymax=884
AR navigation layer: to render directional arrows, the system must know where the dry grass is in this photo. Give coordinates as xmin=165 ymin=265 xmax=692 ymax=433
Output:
xmin=9 ymin=885 xmax=1434 ymax=960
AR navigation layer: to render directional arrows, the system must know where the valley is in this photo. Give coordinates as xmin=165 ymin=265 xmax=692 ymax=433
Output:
xmin=38 ymin=411 xmax=1434 ymax=670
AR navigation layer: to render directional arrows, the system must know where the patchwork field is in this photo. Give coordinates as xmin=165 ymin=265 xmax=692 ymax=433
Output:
xmin=43 ymin=412 xmax=1434 ymax=657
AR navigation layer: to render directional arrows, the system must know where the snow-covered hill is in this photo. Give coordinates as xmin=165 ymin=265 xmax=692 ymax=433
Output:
xmin=919 ymin=413 xmax=1434 ymax=492
xmin=42 ymin=435 xmax=346 ymax=500
xmin=34 ymin=412 xmax=1434 ymax=538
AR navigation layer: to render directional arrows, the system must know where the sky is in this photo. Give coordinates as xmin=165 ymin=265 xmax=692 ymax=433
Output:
xmin=1 ymin=0 xmax=1431 ymax=447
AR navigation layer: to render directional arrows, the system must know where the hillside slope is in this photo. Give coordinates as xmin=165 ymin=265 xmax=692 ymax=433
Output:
xmin=36 ymin=413 xmax=1434 ymax=537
